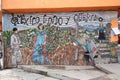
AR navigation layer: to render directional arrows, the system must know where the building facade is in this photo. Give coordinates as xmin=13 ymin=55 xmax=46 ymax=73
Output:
xmin=1 ymin=0 xmax=120 ymax=68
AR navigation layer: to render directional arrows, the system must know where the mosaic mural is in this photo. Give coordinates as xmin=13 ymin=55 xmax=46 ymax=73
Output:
xmin=2 ymin=11 xmax=118 ymax=68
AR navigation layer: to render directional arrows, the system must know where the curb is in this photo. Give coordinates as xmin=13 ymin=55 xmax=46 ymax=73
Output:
xmin=18 ymin=65 xmax=79 ymax=80
xmin=94 ymin=65 xmax=112 ymax=74
xmin=18 ymin=65 xmax=47 ymax=75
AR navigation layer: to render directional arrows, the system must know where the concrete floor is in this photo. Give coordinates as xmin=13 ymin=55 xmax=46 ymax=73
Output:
xmin=0 ymin=69 xmax=59 ymax=80
xmin=0 ymin=64 xmax=120 ymax=80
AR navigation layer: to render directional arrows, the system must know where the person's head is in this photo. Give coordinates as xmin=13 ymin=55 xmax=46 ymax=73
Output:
xmin=13 ymin=27 xmax=18 ymax=34
xmin=38 ymin=23 xmax=44 ymax=30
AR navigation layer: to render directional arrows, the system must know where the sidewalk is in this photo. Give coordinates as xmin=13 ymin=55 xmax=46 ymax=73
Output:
xmin=94 ymin=63 xmax=120 ymax=80
xmin=1 ymin=64 xmax=120 ymax=80
xmin=0 ymin=68 xmax=58 ymax=80
xmin=18 ymin=65 xmax=106 ymax=80
xmin=95 ymin=63 xmax=120 ymax=75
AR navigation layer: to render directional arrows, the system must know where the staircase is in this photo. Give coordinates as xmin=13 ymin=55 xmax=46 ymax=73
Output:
xmin=95 ymin=36 xmax=117 ymax=64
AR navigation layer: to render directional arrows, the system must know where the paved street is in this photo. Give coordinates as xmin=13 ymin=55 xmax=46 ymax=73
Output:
xmin=91 ymin=74 xmax=120 ymax=80
xmin=0 ymin=68 xmax=58 ymax=80
xmin=93 ymin=63 xmax=120 ymax=80
xmin=96 ymin=63 xmax=120 ymax=75
xmin=18 ymin=65 xmax=106 ymax=80
xmin=0 ymin=64 xmax=120 ymax=80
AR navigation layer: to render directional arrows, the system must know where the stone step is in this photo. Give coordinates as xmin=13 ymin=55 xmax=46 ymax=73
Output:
xmin=99 ymin=48 xmax=110 ymax=50
xmin=102 ymin=52 xmax=110 ymax=54
xmin=96 ymin=43 xmax=110 ymax=46
xmin=101 ymin=54 xmax=113 ymax=58
xmin=99 ymin=50 xmax=111 ymax=53
xmin=97 ymin=47 xmax=109 ymax=49
xmin=95 ymin=56 xmax=117 ymax=64
xmin=98 ymin=47 xmax=109 ymax=49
